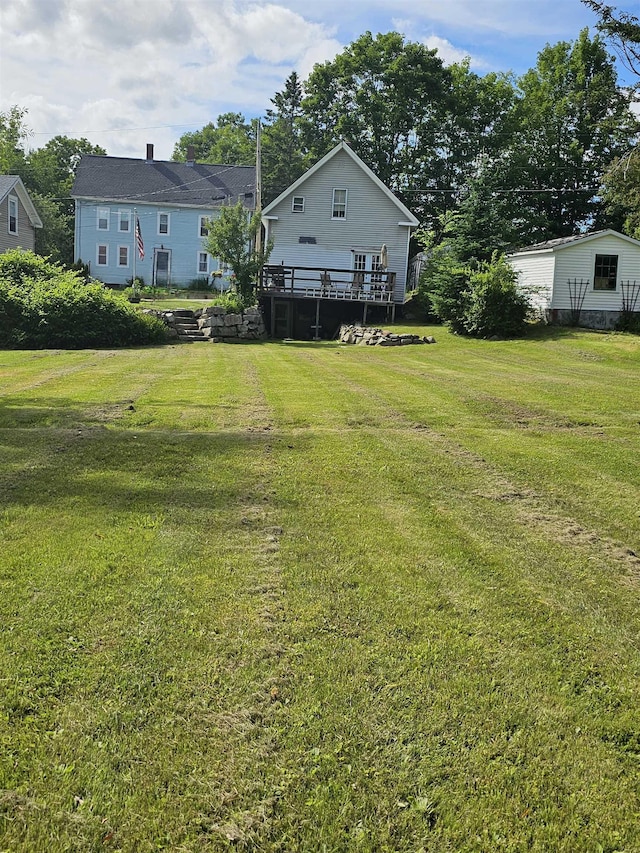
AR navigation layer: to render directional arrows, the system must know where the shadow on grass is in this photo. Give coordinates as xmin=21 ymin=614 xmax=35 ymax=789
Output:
xmin=0 ymin=397 xmax=308 ymax=515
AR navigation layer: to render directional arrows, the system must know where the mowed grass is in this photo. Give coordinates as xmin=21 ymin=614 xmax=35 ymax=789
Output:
xmin=1 ymin=326 xmax=639 ymax=852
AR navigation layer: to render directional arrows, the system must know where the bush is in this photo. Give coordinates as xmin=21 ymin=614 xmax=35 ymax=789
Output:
xmin=425 ymin=250 xmax=530 ymax=338
xmin=463 ymin=255 xmax=531 ymax=338
xmin=211 ymin=291 xmax=247 ymax=313
xmin=0 ymin=250 xmax=168 ymax=349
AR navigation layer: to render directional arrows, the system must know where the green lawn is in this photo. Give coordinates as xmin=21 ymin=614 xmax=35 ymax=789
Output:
xmin=1 ymin=326 xmax=639 ymax=852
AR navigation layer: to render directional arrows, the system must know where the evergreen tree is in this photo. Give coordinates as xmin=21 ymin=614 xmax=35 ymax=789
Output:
xmin=262 ymin=71 xmax=305 ymax=204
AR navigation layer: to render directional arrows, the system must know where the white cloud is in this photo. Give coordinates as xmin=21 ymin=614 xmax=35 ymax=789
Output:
xmin=1 ymin=0 xmax=342 ymax=159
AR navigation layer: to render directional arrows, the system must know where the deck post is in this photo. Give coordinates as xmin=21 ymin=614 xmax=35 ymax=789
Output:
xmin=363 ymin=302 xmax=368 ymax=325
xmin=391 ymin=303 xmax=396 ymax=323
xmin=312 ymin=298 xmax=321 ymax=341
xmin=270 ymin=295 xmax=275 ymax=338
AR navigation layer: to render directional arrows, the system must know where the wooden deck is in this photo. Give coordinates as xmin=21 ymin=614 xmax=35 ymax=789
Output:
xmin=259 ymin=265 xmax=396 ymax=304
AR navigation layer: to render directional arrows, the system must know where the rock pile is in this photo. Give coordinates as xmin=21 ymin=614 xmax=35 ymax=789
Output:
xmin=338 ymin=324 xmax=436 ymax=346
xmin=149 ymin=306 xmax=267 ymax=342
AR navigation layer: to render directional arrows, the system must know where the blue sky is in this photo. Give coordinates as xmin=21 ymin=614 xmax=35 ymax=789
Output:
xmin=1 ymin=0 xmax=638 ymax=160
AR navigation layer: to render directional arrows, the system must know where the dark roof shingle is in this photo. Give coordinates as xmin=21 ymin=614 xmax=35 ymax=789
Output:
xmin=71 ymin=155 xmax=256 ymax=208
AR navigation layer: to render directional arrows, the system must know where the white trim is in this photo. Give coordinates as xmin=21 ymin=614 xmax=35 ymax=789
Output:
xmin=262 ymin=140 xmax=419 ymax=226
xmin=292 ymin=195 xmax=305 ymax=213
xmin=8 ymin=195 xmax=18 ymax=235
xmin=96 ymin=244 xmax=108 ymax=266
xmin=332 ymin=188 xmax=348 ymax=219
xmin=197 ymin=250 xmax=209 ymax=275
xmin=118 ymin=245 xmax=130 ymax=267
xmin=97 ymin=207 xmax=110 ymax=231
xmin=118 ymin=209 xmax=131 ymax=233
xmin=0 ymin=176 xmax=42 ymax=229
xmin=157 ymin=211 xmax=170 ymax=236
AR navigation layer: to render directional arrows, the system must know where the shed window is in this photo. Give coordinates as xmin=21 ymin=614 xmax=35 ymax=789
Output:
xmin=8 ymin=196 xmax=18 ymax=234
xmin=594 ymin=254 xmax=618 ymax=290
xmin=332 ymin=188 xmax=347 ymax=219
xmin=292 ymin=196 xmax=305 ymax=213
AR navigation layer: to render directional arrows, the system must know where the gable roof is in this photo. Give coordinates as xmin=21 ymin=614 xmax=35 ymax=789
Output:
xmin=512 ymin=229 xmax=640 ymax=256
xmin=71 ymin=155 xmax=256 ymax=209
xmin=262 ymin=141 xmax=420 ymax=226
xmin=0 ymin=176 xmax=43 ymax=228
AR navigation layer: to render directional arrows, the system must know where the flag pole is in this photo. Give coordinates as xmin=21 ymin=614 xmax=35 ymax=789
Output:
xmin=133 ymin=206 xmax=137 ymax=286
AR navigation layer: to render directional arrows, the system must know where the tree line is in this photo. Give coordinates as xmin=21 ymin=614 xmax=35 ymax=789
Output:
xmin=2 ymin=6 xmax=640 ymax=267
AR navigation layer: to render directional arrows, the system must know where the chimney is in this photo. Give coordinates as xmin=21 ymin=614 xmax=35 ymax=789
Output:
xmin=186 ymin=144 xmax=195 ymax=166
xmin=146 ymin=143 xmax=154 ymax=163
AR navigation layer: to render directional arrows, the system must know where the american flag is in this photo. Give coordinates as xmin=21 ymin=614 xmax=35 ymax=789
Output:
xmin=135 ymin=217 xmax=144 ymax=260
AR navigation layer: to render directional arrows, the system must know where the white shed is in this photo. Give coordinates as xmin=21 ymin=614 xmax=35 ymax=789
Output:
xmin=508 ymin=229 xmax=640 ymax=329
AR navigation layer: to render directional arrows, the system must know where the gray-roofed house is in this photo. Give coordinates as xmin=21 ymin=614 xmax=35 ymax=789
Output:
xmin=508 ymin=229 xmax=640 ymax=329
xmin=71 ymin=144 xmax=256 ymax=288
xmin=0 ymin=176 xmax=43 ymax=254
xmin=258 ymin=141 xmax=419 ymax=337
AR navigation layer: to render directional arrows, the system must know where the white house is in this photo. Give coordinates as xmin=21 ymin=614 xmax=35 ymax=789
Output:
xmin=259 ymin=141 xmax=419 ymax=337
xmin=509 ymin=229 xmax=640 ymax=329
xmin=0 ymin=176 xmax=42 ymax=254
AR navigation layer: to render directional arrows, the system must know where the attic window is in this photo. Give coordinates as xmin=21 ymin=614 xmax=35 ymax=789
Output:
xmin=292 ymin=196 xmax=305 ymax=213
xmin=8 ymin=196 xmax=18 ymax=234
xmin=299 ymin=236 xmax=316 ymax=244
xmin=594 ymin=254 xmax=618 ymax=290
xmin=332 ymin=188 xmax=347 ymax=219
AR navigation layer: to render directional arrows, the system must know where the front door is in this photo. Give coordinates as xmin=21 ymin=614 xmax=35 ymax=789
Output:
xmin=153 ymin=249 xmax=171 ymax=287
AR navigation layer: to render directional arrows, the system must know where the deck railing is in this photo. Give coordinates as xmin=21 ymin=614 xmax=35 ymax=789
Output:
xmin=259 ymin=264 xmax=396 ymax=304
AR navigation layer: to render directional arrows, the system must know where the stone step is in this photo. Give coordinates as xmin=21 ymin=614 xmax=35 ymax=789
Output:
xmin=175 ymin=322 xmax=199 ymax=330
xmin=173 ymin=309 xmax=196 ymax=318
xmin=178 ymin=332 xmax=208 ymax=342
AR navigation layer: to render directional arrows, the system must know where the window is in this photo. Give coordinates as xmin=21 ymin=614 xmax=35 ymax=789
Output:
xmin=97 ymin=245 xmax=108 ymax=266
xmin=199 ymin=216 xmax=209 ymax=238
xmin=8 ymin=196 xmax=18 ymax=234
xmin=158 ymin=212 xmax=170 ymax=235
xmin=97 ymin=208 xmax=109 ymax=230
xmin=118 ymin=210 xmax=131 ymax=232
xmin=354 ymin=253 xmax=366 ymax=273
xmin=118 ymin=246 xmax=129 ymax=267
xmin=332 ymin=188 xmax=347 ymax=219
xmin=197 ymin=252 xmax=209 ymax=275
xmin=594 ymin=254 xmax=618 ymax=290
xmin=292 ymin=196 xmax=305 ymax=213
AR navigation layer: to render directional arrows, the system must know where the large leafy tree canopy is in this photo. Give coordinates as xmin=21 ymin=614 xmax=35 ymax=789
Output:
xmin=0 ymin=108 xmax=105 ymax=264
xmin=172 ymin=113 xmax=256 ymax=164
xmin=509 ymin=28 xmax=637 ymax=243
xmin=582 ymin=1 xmax=640 ymax=77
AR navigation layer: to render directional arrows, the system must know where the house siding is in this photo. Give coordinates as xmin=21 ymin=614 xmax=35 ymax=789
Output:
xmin=266 ymin=149 xmax=413 ymax=303
xmin=552 ymin=234 xmax=640 ymax=312
xmin=0 ymin=193 xmax=36 ymax=254
xmin=510 ymin=253 xmax=555 ymax=313
xmin=75 ymin=200 xmax=230 ymax=287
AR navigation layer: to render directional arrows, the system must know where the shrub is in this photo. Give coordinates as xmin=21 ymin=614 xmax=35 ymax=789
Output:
xmin=0 ymin=250 xmax=168 ymax=349
xmin=426 ymin=250 xmax=530 ymax=338
xmin=211 ymin=291 xmax=247 ymax=314
xmin=463 ymin=255 xmax=531 ymax=338
xmin=186 ymin=277 xmax=214 ymax=292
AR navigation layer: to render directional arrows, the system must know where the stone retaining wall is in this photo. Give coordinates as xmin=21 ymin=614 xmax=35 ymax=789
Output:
xmin=339 ymin=324 xmax=436 ymax=346
xmin=150 ymin=306 xmax=267 ymax=341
